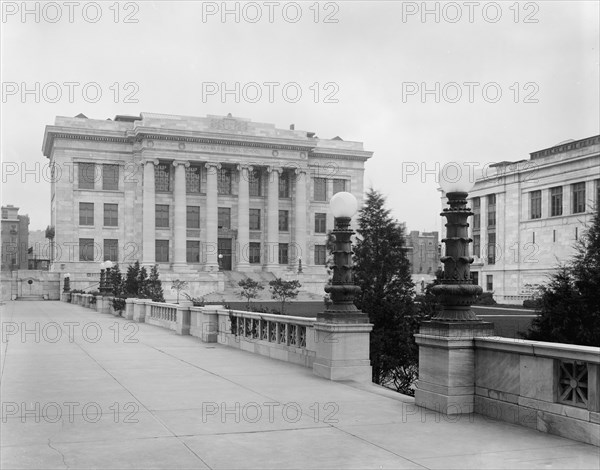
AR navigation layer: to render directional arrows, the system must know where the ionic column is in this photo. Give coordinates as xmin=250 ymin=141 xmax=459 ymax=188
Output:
xmin=173 ymin=160 xmax=189 ymax=269
xmin=205 ymin=162 xmax=221 ymax=271
xmin=237 ymin=165 xmax=252 ymax=271
xmin=142 ymin=159 xmax=158 ymax=265
xmin=294 ymin=168 xmax=307 ymax=267
xmin=266 ymin=167 xmax=281 ymax=270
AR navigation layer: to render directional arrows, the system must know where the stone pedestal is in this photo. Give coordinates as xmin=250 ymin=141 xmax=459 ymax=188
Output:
xmin=312 ymin=322 xmax=373 ymax=382
xmin=124 ymin=298 xmax=136 ymax=320
xmin=175 ymin=304 xmax=191 ymax=335
xmin=96 ymin=296 xmax=112 ymax=315
xmin=415 ymin=320 xmax=494 ymax=415
xmin=132 ymin=299 xmax=147 ymax=322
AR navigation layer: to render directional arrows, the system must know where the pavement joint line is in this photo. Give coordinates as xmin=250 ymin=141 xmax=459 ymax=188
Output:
xmin=2 ymin=434 xmax=208 ymax=448
xmin=330 ymin=424 xmax=432 ymax=470
xmin=180 ymin=440 xmax=214 ymax=470
xmin=46 ymin=438 xmax=69 ymax=469
xmin=173 ymin=424 xmax=332 ymax=438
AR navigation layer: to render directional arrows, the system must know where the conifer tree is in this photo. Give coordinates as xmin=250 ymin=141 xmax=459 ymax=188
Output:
xmin=353 ymin=189 xmax=421 ymax=394
xmin=148 ymin=265 xmax=165 ymax=302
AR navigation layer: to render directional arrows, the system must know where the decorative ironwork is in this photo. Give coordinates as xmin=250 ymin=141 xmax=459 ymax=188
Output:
xmin=278 ymin=323 xmax=286 ymax=344
xmin=299 ymin=326 xmax=306 ymax=347
xmin=261 ymin=321 xmax=268 ymax=340
xmin=558 ymin=360 xmax=588 ymax=408
xmin=289 ymin=324 xmax=297 ymax=346
xmin=270 ymin=322 xmax=277 ymax=342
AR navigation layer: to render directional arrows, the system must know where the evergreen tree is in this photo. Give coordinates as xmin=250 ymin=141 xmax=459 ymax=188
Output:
xmin=137 ymin=266 xmax=150 ymax=298
xmin=125 ymin=261 xmax=141 ymax=296
xmin=109 ymin=263 xmax=123 ymax=297
xmin=524 ymin=209 xmax=600 ymax=346
xmin=353 ymin=189 xmax=420 ymax=395
xmin=148 ymin=265 xmax=164 ymax=302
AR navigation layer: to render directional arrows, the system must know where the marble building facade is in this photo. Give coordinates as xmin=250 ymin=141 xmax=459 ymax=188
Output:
xmin=458 ymin=135 xmax=600 ymax=304
xmin=42 ymin=112 xmax=372 ymax=295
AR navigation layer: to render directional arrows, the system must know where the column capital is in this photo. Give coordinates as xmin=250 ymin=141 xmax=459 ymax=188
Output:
xmin=142 ymin=158 xmax=160 ymax=167
xmin=266 ymin=166 xmax=283 ymax=174
xmin=173 ymin=160 xmax=190 ymax=168
xmin=294 ymin=167 xmax=308 ymax=175
xmin=236 ymin=164 xmax=254 ymax=172
xmin=205 ymin=162 xmax=222 ymax=171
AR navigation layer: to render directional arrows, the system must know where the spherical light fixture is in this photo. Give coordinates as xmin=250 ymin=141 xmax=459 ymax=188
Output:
xmin=329 ymin=192 xmax=358 ymax=219
xmin=64 ymin=273 xmax=71 ymax=278
xmin=104 ymin=260 xmax=114 ymax=269
xmin=439 ymin=161 xmax=476 ymax=194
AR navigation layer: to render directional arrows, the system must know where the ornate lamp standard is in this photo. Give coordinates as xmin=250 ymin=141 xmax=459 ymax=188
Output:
xmin=319 ymin=192 xmax=368 ymax=323
xmin=414 ymin=162 xmax=493 ymax=415
xmin=99 ymin=261 xmax=114 ymax=295
xmin=431 ymin=164 xmax=483 ymax=321
xmin=63 ymin=273 xmax=71 ymax=293
xmin=218 ymin=253 xmax=223 ymax=271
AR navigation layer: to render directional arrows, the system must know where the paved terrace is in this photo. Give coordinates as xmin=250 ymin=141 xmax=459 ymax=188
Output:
xmin=1 ymin=301 xmax=598 ymax=470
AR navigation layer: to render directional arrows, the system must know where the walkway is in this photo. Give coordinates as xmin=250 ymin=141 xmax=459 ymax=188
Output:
xmin=1 ymin=301 xmax=598 ymax=469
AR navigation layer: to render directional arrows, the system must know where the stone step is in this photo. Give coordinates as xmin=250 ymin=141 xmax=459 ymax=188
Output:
xmin=17 ymin=296 xmax=45 ymax=301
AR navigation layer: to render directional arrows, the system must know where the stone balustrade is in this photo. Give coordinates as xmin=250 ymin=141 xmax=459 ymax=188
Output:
xmin=473 ymin=336 xmax=599 ymax=446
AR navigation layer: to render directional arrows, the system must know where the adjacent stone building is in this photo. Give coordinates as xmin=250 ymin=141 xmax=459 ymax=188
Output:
xmin=460 ymin=135 xmax=600 ymax=304
xmin=1 ymin=205 xmax=29 ymax=271
xmin=42 ymin=112 xmax=372 ymax=295
xmin=405 ymin=230 xmax=440 ymax=276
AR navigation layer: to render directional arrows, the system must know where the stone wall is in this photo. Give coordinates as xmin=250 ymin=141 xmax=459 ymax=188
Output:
xmin=474 ymin=337 xmax=599 ymax=446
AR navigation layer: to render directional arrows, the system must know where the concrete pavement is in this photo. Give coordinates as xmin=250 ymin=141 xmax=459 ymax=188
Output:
xmin=1 ymin=301 xmax=599 ymax=469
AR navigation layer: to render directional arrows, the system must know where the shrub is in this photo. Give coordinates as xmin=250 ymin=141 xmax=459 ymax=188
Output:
xmin=523 ymin=298 xmax=542 ymax=309
xmin=475 ymin=292 xmax=496 ymax=305
xmin=112 ymin=297 xmax=126 ymax=313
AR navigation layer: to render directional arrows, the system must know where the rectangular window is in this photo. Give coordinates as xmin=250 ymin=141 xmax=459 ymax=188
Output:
xmin=78 ymin=163 xmax=95 ymax=189
xmin=155 ymin=205 xmax=169 ymax=228
xmin=279 ymin=243 xmax=289 ymax=265
xmin=103 ymin=239 xmax=118 ymax=262
xmin=279 ymin=171 xmax=290 ymax=198
xmin=473 ymin=234 xmax=481 ymax=258
xmin=79 ymin=238 xmax=95 ymax=261
xmin=487 ymin=233 xmax=496 ymax=265
xmin=249 ymin=242 xmax=261 ymax=264
xmin=572 ymin=182 xmax=586 ymax=213
xmin=218 ymin=207 xmax=231 ymax=229
xmin=550 ymin=187 xmax=563 ymax=217
xmin=156 ymin=240 xmax=169 ymax=262
xmin=333 ymin=179 xmax=346 ymax=194
xmin=530 ymin=190 xmax=541 ymax=219
xmin=102 ymin=164 xmax=119 ymax=190
xmin=218 ymin=168 xmax=232 ymax=195
xmin=249 ymin=209 xmax=261 ymax=230
xmin=103 ymin=203 xmax=118 ymax=226
xmin=186 ymin=166 xmax=201 ymax=193
xmin=155 ymin=163 xmax=171 ymax=192
xmin=279 ymin=210 xmax=289 ymax=231
xmin=553 ymin=230 xmax=556 ymax=243
xmin=315 ymin=213 xmax=327 ymax=233
xmin=314 ymin=177 xmax=327 ymax=201
xmin=314 ymin=245 xmax=327 ymax=265
xmin=187 ymin=206 xmax=200 ymax=229
xmin=79 ymin=202 xmax=94 ymax=225
xmin=472 ymin=197 xmax=481 ymax=230
xmin=487 ymin=194 xmax=496 ymax=228
xmin=186 ymin=241 xmax=200 ymax=263
xmin=249 ymin=169 xmax=262 ymax=197
xmin=486 ymin=275 xmax=493 ymax=292
xmin=471 ymin=271 xmax=479 ymax=286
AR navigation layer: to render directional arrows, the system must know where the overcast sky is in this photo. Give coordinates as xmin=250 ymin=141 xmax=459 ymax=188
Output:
xmin=2 ymin=1 xmax=599 ymax=232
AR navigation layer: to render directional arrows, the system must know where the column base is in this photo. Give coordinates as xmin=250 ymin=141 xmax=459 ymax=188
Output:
xmin=204 ymin=263 xmax=219 ymax=272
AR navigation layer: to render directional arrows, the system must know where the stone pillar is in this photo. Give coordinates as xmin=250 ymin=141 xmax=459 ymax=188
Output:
xmin=173 ymin=160 xmax=190 ymax=269
xmin=142 ymin=159 xmax=158 ymax=265
xmin=294 ymin=168 xmax=308 ymax=266
xmin=237 ymin=165 xmax=251 ymax=271
xmin=205 ymin=162 xmax=221 ymax=271
xmin=266 ymin=167 xmax=281 ymax=270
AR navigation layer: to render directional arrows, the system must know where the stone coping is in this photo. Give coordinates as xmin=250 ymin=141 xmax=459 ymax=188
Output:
xmin=213 ymin=308 xmax=317 ymax=326
xmin=475 ymin=336 xmax=600 ymax=364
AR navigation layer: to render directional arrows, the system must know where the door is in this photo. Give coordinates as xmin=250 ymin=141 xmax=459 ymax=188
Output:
xmin=218 ymin=238 xmax=232 ymax=271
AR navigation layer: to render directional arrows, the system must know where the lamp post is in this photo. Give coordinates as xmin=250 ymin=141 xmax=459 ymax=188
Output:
xmin=63 ymin=273 xmax=71 ymax=293
xmin=99 ymin=262 xmax=107 ymax=295
xmin=431 ymin=162 xmax=483 ymax=321
xmin=319 ymin=192 xmax=368 ymax=323
xmin=104 ymin=260 xmax=114 ymax=295
xmin=218 ymin=253 xmax=223 ymax=271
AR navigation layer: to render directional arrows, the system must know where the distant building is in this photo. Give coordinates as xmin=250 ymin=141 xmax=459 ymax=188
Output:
xmin=1 ymin=205 xmax=29 ymax=271
xmin=450 ymin=135 xmax=600 ymax=304
xmin=405 ymin=230 xmax=440 ymax=275
xmin=28 ymin=229 xmax=50 ymax=270
xmin=42 ymin=112 xmax=372 ymax=296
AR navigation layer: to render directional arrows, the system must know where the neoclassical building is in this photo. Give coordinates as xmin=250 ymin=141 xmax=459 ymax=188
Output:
xmin=43 ymin=112 xmax=371 ymax=295
xmin=457 ymin=135 xmax=600 ymax=304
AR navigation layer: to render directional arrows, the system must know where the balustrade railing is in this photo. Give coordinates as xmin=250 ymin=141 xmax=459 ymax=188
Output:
xmin=228 ymin=310 xmax=311 ymax=349
xmin=149 ymin=303 xmax=178 ymax=323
